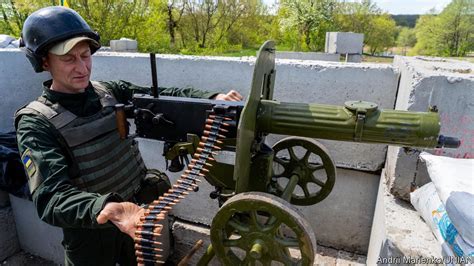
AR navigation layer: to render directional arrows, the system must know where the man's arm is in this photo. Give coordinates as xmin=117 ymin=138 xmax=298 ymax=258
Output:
xmin=98 ymin=80 xmax=242 ymax=103
xmin=16 ymin=115 xmax=121 ymax=229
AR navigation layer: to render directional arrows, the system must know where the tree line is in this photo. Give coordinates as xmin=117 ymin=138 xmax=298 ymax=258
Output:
xmin=1 ymin=0 xmax=472 ymax=57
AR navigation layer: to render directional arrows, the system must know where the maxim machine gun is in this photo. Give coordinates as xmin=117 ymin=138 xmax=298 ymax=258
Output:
xmin=129 ymin=41 xmax=460 ymax=265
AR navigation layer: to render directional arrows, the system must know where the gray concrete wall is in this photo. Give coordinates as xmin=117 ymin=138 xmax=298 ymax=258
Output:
xmin=325 ymin=32 xmax=364 ymax=55
xmin=276 ymin=51 xmax=340 ymax=62
xmin=1 ymin=49 xmax=399 ymax=172
xmin=0 ymin=49 xmax=400 ymax=257
xmin=367 ymin=170 xmax=443 ymax=265
xmin=386 ymin=56 xmax=474 ymax=201
xmin=9 ymin=195 xmax=64 ymax=264
xmin=0 ymin=206 xmax=20 ymax=261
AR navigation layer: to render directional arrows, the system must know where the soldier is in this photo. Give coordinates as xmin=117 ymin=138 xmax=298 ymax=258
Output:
xmin=15 ymin=6 xmax=242 ymax=266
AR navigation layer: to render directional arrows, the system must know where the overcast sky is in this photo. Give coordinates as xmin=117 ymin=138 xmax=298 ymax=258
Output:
xmin=264 ymin=0 xmax=452 ymax=14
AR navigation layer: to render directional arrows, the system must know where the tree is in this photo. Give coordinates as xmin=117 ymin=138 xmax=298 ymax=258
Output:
xmin=71 ymin=0 xmax=150 ymax=46
xmin=413 ymin=0 xmax=473 ymax=57
xmin=397 ymin=27 xmax=416 ymax=55
xmin=0 ymin=0 xmax=51 ymax=36
xmin=365 ymin=14 xmax=397 ymax=55
xmin=278 ymin=0 xmax=336 ymax=51
xmin=437 ymin=0 xmax=473 ymax=56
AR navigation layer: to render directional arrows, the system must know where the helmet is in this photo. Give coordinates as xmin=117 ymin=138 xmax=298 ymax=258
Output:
xmin=20 ymin=6 xmax=100 ymax=72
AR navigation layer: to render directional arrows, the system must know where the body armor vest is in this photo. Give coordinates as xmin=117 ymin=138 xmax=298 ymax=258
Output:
xmin=15 ymin=82 xmax=145 ymax=200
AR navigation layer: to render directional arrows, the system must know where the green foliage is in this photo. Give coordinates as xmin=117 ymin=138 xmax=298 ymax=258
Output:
xmin=278 ymin=0 xmax=336 ymax=51
xmin=397 ymin=27 xmax=417 ymax=48
xmin=414 ymin=0 xmax=473 ymax=57
xmin=1 ymin=0 xmax=470 ymax=57
xmin=365 ymin=14 xmax=397 ymax=55
xmin=333 ymin=0 xmax=397 ymax=55
xmin=0 ymin=0 xmax=51 ymax=36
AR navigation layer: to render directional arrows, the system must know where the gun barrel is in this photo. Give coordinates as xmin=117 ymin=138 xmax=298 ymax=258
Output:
xmin=257 ymin=100 xmax=447 ymax=148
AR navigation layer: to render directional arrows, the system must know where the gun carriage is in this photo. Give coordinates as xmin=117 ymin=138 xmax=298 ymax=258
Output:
xmin=129 ymin=41 xmax=460 ymax=265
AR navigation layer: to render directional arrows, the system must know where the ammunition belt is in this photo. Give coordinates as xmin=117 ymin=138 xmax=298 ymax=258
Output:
xmin=134 ymin=114 xmax=230 ymax=265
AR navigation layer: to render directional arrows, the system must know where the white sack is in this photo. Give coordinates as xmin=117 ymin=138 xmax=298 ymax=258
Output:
xmin=411 ymin=182 xmax=474 ymax=258
xmin=420 ymin=152 xmax=474 ymax=246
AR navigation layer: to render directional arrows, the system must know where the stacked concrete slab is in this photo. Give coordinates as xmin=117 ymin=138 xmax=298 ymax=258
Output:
xmin=0 ymin=192 xmax=20 ymax=261
xmin=325 ymin=32 xmax=364 ymax=63
xmin=369 ymin=57 xmax=473 ymax=264
xmin=386 ymin=56 xmax=474 ymax=201
xmin=276 ymin=51 xmax=340 ymax=61
xmin=109 ymin=38 xmax=138 ymax=52
xmin=367 ymin=171 xmax=443 ymax=265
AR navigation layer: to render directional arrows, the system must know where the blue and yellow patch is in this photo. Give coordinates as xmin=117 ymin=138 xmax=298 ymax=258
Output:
xmin=21 ymin=149 xmax=36 ymax=178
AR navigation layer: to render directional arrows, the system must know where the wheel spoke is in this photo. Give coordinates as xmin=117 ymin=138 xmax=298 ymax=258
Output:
xmin=302 ymin=150 xmax=311 ymax=163
xmin=312 ymin=176 xmax=326 ymax=187
xmin=228 ymin=218 xmax=250 ymax=233
xmin=249 ymin=210 xmax=259 ymax=228
xmin=310 ymin=164 xmax=325 ymax=171
xmin=276 ymin=237 xmax=300 ymax=247
xmin=274 ymin=156 xmax=288 ymax=166
xmin=263 ymin=217 xmax=281 ymax=232
xmin=223 ymin=238 xmax=241 ymax=247
xmin=302 ymin=184 xmax=311 ymax=198
xmin=288 ymin=147 xmax=297 ymax=161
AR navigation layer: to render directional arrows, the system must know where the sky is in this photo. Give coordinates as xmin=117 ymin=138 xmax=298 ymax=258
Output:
xmin=263 ymin=0 xmax=452 ymax=15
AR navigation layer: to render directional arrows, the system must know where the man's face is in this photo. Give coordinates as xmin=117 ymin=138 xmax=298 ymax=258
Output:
xmin=42 ymin=41 xmax=92 ymax=93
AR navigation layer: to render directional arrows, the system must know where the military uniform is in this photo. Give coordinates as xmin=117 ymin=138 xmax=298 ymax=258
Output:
xmin=15 ymin=80 xmax=217 ymax=265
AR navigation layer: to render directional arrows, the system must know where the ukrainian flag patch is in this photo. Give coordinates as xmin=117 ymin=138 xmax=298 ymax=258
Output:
xmin=21 ymin=149 xmax=36 ymax=178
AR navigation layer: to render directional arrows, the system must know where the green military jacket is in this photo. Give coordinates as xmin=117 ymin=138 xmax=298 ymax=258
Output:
xmin=16 ymin=80 xmax=218 ymax=229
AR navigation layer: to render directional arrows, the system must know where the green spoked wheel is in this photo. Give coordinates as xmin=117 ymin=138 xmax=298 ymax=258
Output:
xmin=210 ymin=192 xmax=317 ymax=265
xmin=271 ymin=137 xmax=336 ymax=206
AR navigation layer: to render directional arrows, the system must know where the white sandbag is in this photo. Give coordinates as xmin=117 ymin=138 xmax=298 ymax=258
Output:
xmin=411 ymin=182 xmax=474 ymax=258
xmin=420 ymin=152 xmax=474 ymax=246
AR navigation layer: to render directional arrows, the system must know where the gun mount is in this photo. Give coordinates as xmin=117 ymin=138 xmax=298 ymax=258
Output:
xmin=131 ymin=41 xmax=460 ymax=265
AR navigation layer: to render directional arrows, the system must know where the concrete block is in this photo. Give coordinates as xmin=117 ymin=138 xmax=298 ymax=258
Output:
xmin=0 ymin=206 xmax=20 ymax=261
xmin=9 ymin=194 xmax=64 ymax=264
xmin=367 ymin=170 xmax=443 ymax=265
xmin=325 ymin=32 xmax=364 ymax=54
xmin=276 ymin=51 xmax=340 ymax=62
xmin=387 ymin=56 xmax=474 ymax=201
xmin=110 ymin=39 xmax=138 ymax=52
xmin=0 ymin=49 xmax=49 ymax=131
xmin=296 ymin=168 xmax=380 ymax=253
xmin=345 ymin=54 xmax=362 ymax=63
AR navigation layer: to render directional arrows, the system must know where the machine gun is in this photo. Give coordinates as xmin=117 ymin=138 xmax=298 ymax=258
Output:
xmin=130 ymin=41 xmax=460 ymax=265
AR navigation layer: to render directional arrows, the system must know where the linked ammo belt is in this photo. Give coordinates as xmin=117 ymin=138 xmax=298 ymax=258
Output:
xmin=134 ymin=113 xmax=230 ymax=265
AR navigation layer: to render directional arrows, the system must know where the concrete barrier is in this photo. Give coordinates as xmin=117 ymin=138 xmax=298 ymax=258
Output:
xmin=325 ymin=32 xmax=364 ymax=55
xmin=276 ymin=51 xmax=340 ymax=61
xmin=386 ymin=56 xmax=474 ymax=201
xmin=367 ymin=170 xmax=443 ymax=265
xmin=0 ymin=206 xmax=20 ymax=261
xmin=9 ymin=195 xmax=64 ymax=264
xmin=1 ymin=49 xmax=399 ymax=172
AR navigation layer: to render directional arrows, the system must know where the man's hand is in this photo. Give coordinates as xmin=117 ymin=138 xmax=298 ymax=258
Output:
xmin=213 ymin=90 xmax=243 ymax=101
xmin=97 ymin=202 xmax=146 ymax=239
